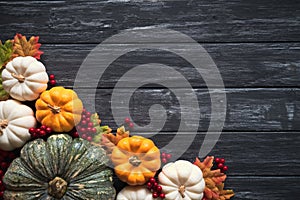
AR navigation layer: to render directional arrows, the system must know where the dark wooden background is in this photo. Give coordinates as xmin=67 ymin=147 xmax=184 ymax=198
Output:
xmin=1 ymin=0 xmax=300 ymax=199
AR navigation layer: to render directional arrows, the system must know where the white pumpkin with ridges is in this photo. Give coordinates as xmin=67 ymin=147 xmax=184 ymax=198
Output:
xmin=158 ymin=160 xmax=205 ymax=200
xmin=117 ymin=186 xmax=154 ymax=200
xmin=0 ymin=99 xmax=36 ymax=151
xmin=2 ymin=56 xmax=48 ymax=101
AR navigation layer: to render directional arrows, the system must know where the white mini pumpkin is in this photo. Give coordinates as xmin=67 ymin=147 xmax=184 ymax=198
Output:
xmin=0 ymin=99 xmax=36 ymax=151
xmin=117 ymin=186 xmax=154 ymax=200
xmin=158 ymin=160 xmax=205 ymax=200
xmin=2 ymin=56 xmax=49 ymax=101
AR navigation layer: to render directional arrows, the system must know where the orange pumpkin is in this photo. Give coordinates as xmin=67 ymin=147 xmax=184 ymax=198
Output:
xmin=35 ymin=86 xmax=83 ymax=132
xmin=111 ymin=136 xmax=161 ymax=185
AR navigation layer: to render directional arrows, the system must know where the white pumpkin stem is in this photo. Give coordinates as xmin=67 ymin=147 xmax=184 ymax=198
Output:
xmin=129 ymin=155 xmax=142 ymax=167
xmin=48 ymin=177 xmax=68 ymax=199
xmin=47 ymin=104 xmax=61 ymax=114
xmin=0 ymin=119 xmax=8 ymax=135
xmin=11 ymin=73 xmax=25 ymax=82
xmin=178 ymin=185 xmax=186 ymax=198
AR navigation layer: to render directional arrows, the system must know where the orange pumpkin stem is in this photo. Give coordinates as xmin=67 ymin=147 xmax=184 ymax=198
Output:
xmin=128 ymin=155 xmax=142 ymax=167
xmin=178 ymin=185 xmax=186 ymax=198
xmin=47 ymin=104 xmax=61 ymax=114
xmin=11 ymin=73 xmax=25 ymax=82
xmin=0 ymin=119 xmax=8 ymax=135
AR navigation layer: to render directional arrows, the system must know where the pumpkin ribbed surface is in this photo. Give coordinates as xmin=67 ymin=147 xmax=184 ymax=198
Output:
xmin=3 ymin=134 xmax=116 ymax=200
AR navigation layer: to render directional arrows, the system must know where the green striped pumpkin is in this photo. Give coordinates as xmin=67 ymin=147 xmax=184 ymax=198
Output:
xmin=3 ymin=134 xmax=116 ymax=200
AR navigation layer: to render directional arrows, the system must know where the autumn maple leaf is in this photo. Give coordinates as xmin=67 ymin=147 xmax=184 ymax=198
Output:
xmin=194 ymin=157 xmax=234 ymax=200
xmin=12 ymin=33 xmax=43 ymax=59
xmin=100 ymin=126 xmax=130 ymax=157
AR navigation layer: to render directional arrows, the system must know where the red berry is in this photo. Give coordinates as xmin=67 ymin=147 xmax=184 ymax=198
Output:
xmin=0 ymin=162 xmax=8 ymax=170
xmin=222 ymin=165 xmax=228 ymax=172
xmin=72 ymin=132 xmax=79 ymax=138
xmin=86 ymin=117 xmax=90 ymax=122
xmin=87 ymin=136 xmax=92 ymax=141
xmin=87 ymin=127 xmax=92 ymax=133
xmin=86 ymin=112 xmax=91 ymax=117
xmin=82 ymin=108 xmax=86 ymax=113
xmin=124 ymin=117 xmax=131 ymax=124
xmin=129 ymin=122 xmax=134 ymax=128
xmin=91 ymin=127 xmax=97 ymax=133
xmin=156 ymin=185 xmax=162 ymax=192
xmin=159 ymin=193 xmax=165 ymax=198
xmin=40 ymin=130 xmax=46 ymax=137
xmin=153 ymin=182 xmax=158 ymax=188
xmin=45 ymin=127 xmax=52 ymax=134
xmin=36 ymin=128 xmax=41 ymax=133
xmin=49 ymin=79 xmax=56 ymax=85
xmin=82 ymin=134 xmax=87 ymax=139
xmin=162 ymin=158 xmax=167 ymax=163
xmin=220 ymin=158 xmax=225 ymax=164
xmin=0 ymin=191 xmax=3 ymax=197
xmin=29 ymin=127 xmax=36 ymax=134
xmin=147 ymin=182 xmax=152 ymax=189
xmin=49 ymin=74 xmax=55 ymax=80
xmin=82 ymin=115 xmax=86 ymax=119
xmin=166 ymin=154 xmax=172 ymax=160
xmin=149 ymin=177 xmax=156 ymax=184
xmin=152 ymin=192 xmax=158 ymax=198
xmin=80 ymin=127 xmax=86 ymax=133
xmin=81 ymin=120 xmax=87 ymax=126
xmin=215 ymin=158 xmax=221 ymax=163
xmin=161 ymin=152 xmax=166 ymax=158
xmin=88 ymin=122 xmax=94 ymax=127
xmin=0 ymin=170 xmax=4 ymax=177
xmin=217 ymin=163 xmax=224 ymax=169
xmin=40 ymin=125 xmax=47 ymax=130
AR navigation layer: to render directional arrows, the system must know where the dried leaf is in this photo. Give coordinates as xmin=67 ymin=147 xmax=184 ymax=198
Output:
xmin=194 ymin=157 xmax=234 ymax=200
xmin=0 ymin=40 xmax=13 ymax=68
xmin=100 ymin=126 xmax=130 ymax=157
xmin=12 ymin=33 xmax=43 ymax=59
xmin=0 ymin=68 xmax=9 ymax=100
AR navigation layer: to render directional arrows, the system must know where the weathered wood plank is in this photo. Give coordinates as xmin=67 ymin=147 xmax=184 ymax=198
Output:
xmin=76 ymin=88 xmax=300 ymax=131
xmin=1 ymin=0 xmax=300 ymax=43
xmin=133 ymin=133 xmax=300 ymax=176
xmin=113 ymin=176 xmax=300 ymax=199
xmin=39 ymin=43 xmax=300 ymax=88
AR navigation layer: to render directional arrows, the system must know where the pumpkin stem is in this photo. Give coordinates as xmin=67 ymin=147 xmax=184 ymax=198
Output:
xmin=178 ymin=185 xmax=186 ymax=198
xmin=47 ymin=104 xmax=61 ymax=114
xmin=11 ymin=73 xmax=25 ymax=82
xmin=129 ymin=155 xmax=142 ymax=167
xmin=0 ymin=119 xmax=8 ymax=135
xmin=48 ymin=177 xmax=68 ymax=199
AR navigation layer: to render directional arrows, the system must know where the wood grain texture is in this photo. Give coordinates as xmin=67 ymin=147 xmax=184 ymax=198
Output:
xmin=75 ymin=88 xmax=300 ymax=131
xmin=1 ymin=0 xmax=300 ymax=43
xmin=39 ymin=43 xmax=300 ymax=88
xmin=1 ymin=0 xmax=299 ymax=199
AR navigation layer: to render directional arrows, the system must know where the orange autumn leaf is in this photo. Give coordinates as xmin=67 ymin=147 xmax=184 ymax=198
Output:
xmin=12 ymin=33 xmax=43 ymax=59
xmin=194 ymin=156 xmax=234 ymax=200
xmin=101 ymin=126 xmax=129 ymax=157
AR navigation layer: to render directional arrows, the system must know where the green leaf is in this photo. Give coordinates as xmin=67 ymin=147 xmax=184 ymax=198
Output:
xmin=0 ymin=40 xmax=13 ymax=68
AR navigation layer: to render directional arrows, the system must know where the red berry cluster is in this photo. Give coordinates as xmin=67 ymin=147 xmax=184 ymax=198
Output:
xmin=48 ymin=74 xmax=56 ymax=86
xmin=215 ymin=157 xmax=228 ymax=173
xmin=124 ymin=117 xmax=134 ymax=130
xmin=75 ymin=109 xmax=97 ymax=141
xmin=147 ymin=177 xmax=165 ymax=199
xmin=0 ymin=150 xmax=18 ymax=199
xmin=161 ymin=152 xmax=172 ymax=164
xmin=29 ymin=125 xmax=52 ymax=138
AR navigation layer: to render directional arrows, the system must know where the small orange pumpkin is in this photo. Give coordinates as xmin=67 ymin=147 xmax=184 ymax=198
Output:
xmin=35 ymin=86 xmax=83 ymax=132
xmin=111 ymin=136 xmax=161 ymax=185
